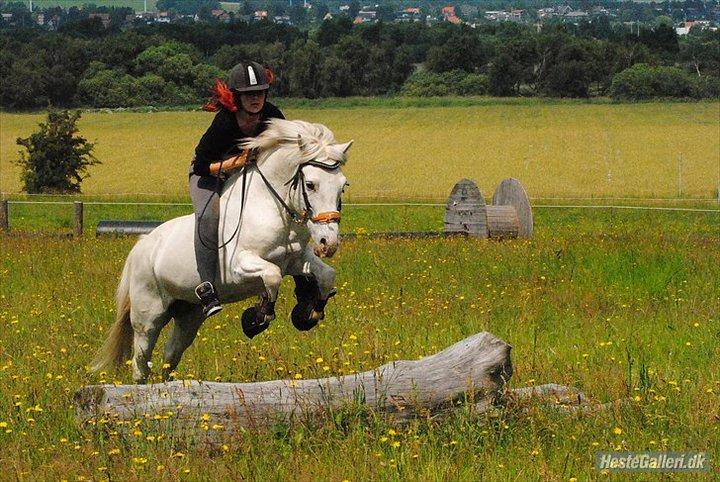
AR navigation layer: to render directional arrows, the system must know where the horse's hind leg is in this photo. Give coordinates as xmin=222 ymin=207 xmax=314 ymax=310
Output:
xmin=130 ymin=303 xmax=171 ymax=384
xmin=161 ymin=301 xmax=204 ymax=380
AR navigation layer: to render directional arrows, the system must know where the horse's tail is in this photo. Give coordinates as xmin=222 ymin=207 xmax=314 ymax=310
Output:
xmin=91 ymin=255 xmax=133 ymax=373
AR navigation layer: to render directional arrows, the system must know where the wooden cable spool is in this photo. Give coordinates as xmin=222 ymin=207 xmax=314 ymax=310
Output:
xmin=444 ymin=178 xmax=533 ymax=240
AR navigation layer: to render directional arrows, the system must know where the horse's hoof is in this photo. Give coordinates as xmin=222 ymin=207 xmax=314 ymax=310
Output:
xmin=291 ymin=303 xmax=320 ymax=331
xmin=242 ymin=306 xmax=271 ymax=339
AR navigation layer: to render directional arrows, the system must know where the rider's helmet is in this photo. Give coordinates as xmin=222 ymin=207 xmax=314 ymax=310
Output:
xmin=203 ymin=61 xmax=275 ymax=113
xmin=228 ymin=61 xmax=273 ymax=93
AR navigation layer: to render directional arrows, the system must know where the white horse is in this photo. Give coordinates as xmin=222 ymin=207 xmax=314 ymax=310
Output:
xmin=92 ymin=119 xmax=352 ymax=383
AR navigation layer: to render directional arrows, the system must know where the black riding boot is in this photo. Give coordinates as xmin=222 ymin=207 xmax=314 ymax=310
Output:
xmin=195 ymin=281 xmax=223 ymax=318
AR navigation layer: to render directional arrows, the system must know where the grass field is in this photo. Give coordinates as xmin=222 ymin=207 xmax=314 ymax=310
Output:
xmin=1 ymin=99 xmax=718 ymax=479
xmin=2 ymin=100 xmax=719 ymax=201
xmin=0 ymin=208 xmax=718 ymax=480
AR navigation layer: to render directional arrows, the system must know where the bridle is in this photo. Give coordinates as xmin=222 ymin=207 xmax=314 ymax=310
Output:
xmin=255 ymin=158 xmax=343 ymax=225
xmin=197 ymin=156 xmax=343 ymax=252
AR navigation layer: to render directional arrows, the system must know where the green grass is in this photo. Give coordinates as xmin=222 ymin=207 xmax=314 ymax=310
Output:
xmin=0 ymin=208 xmax=718 ymax=480
xmin=2 ymin=101 xmax=719 ymax=200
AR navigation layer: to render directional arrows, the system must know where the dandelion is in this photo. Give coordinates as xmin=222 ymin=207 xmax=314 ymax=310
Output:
xmin=391 ymin=441 xmax=400 ymax=448
xmin=613 ymin=427 xmax=622 ymax=435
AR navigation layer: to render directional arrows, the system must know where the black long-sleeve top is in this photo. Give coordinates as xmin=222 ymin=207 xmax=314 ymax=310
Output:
xmin=191 ymin=101 xmax=285 ymax=176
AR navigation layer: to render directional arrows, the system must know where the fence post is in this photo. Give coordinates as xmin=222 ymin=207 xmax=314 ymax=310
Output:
xmin=0 ymin=200 xmax=8 ymax=233
xmin=74 ymin=201 xmax=83 ymax=237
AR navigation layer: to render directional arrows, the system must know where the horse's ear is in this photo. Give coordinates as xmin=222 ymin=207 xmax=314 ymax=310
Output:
xmin=339 ymin=140 xmax=354 ymax=153
xmin=297 ymin=134 xmax=306 ymax=151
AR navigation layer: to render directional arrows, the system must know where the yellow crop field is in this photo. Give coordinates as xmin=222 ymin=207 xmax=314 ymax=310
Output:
xmin=1 ymin=101 xmax=718 ymax=201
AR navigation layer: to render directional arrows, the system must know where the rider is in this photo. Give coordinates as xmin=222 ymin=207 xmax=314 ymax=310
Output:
xmin=190 ymin=60 xmax=284 ymax=318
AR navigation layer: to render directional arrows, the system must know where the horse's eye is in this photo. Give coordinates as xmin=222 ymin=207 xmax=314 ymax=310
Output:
xmin=305 ymin=181 xmax=316 ymax=191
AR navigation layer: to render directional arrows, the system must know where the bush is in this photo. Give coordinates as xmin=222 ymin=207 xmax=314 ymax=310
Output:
xmin=691 ymin=75 xmax=720 ymax=99
xmin=456 ymin=73 xmax=489 ymax=96
xmin=401 ymin=70 xmax=488 ymax=97
xmin=610 ymin=64 xmax=694 ymax=100
xmin=15 ymin=110 xmax=100 ymax=194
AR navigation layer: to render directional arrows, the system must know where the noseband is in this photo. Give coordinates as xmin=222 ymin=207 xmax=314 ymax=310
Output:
xmin=254 ymin=159 xmax=343 ymax=225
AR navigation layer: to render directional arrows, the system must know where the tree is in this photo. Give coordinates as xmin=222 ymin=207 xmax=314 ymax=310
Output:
xmin=316 ymin=16 xmax=353 ymax=47
xmin=15 ymin=110 xmax=100 ymax=194
xmin=315 ymin=4 xmax=329 ymax=22
xmin=287 ymin=40 xmax=322 ymax=98
xmin=318 ymin=54 xmax=354 ymax=97
xmin=540 ymin=41 xmax=595 ymax=97
xmin=680 ymin=30 xmax=720 ymax=77
xmin=347 ymin=0 xmax=360 ymax=19
xmin=489 ymin=52 xmax=522 ymax=96
xmin=425 ymin=31 xmax=490 ymax=73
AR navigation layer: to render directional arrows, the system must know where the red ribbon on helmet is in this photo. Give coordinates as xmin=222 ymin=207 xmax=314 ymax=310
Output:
xmin=202 ymin=79 xmax=238 ymax=113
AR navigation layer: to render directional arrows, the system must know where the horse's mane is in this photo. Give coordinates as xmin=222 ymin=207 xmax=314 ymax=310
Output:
xmin=241 ymin=119 xmax=348 ymax=168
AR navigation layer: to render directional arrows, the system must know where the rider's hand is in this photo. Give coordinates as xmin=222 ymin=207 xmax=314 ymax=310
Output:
xmin=222 ymin=150 xmax=249 ymax=172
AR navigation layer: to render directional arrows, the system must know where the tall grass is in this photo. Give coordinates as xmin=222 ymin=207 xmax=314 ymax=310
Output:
xmin=0 ymin=208 xmax=718 ymax=480
xmin=2 ymin=101 xmax=718 ymax=200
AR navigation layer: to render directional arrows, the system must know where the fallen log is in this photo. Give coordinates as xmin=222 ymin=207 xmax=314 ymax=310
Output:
xmin=504 ymin=383 xmax=629 ymax=416
xmin=74 ymin=331 xmax=513 ymax=433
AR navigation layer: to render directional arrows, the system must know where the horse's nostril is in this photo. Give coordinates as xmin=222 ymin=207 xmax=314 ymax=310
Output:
xmin=320 ymin=238 xmax=327 ymax=245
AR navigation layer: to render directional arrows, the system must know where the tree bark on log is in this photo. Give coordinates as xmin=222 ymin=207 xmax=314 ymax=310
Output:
xmin=74 ymin=332 xmax=513 ymax=433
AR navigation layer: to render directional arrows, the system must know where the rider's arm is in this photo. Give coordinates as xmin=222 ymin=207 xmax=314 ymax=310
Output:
xmin=193 ymin=111 xmax=242 ymax=177
xmin=207 ymin=151 xmax=247 ymax=175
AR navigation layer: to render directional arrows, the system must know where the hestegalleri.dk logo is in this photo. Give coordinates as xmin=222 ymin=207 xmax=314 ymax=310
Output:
xmin=595 ymin=451 xmax=710 ymax=472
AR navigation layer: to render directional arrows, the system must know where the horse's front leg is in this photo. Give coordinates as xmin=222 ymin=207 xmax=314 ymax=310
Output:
xmin=233 ymin=250 xmax=282 ymax=338
xmin=288 ymin=247 xmax=337 ymax=331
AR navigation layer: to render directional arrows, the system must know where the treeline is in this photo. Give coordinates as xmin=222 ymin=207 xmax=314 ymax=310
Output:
xmin=1 ymin=18 xmax=718 ymax=109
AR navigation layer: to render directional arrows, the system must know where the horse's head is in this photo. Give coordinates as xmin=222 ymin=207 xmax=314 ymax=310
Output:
xmin=242 ymin=119 xmax=353 ymax=258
